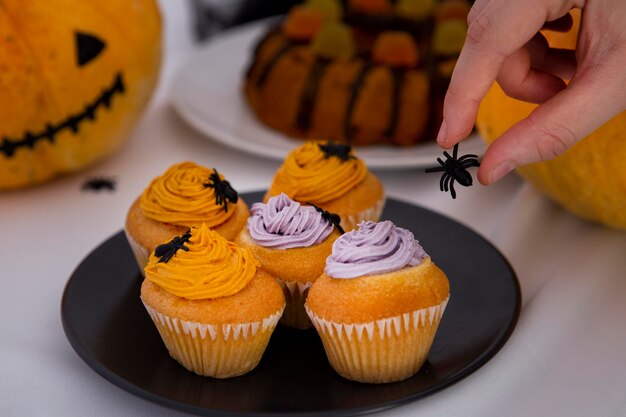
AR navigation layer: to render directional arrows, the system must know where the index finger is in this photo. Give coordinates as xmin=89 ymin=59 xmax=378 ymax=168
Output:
xmin=437 ymin=0 xmax=565 ymax=147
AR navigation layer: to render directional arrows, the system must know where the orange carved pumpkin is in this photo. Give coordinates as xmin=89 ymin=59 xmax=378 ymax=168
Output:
xmin=0 ymin=0 xmax=161 ymax=189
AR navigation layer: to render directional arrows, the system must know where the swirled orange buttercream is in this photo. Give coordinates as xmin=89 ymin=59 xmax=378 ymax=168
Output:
xmin=140 ymin=162 xmax=235 ymax=228
xmin=270 ymin=141 xmax=366 ymax=204
xmin=144 ymin=224 xmax=259 ymax=300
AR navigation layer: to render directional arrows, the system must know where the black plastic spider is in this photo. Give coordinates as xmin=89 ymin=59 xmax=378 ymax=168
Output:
xmin=308 ymin=202 xmax=345 ymax=234
xmin=154 ymin=230 xmax=192 ymax=263
xmin=81 ymin=177 xmax=115 ymax=192
xmin=203 ymin=168 xmax=238 ymax=212
xmin=318 ymin=142 xmax=355 ymax=162
xmin=425 ymin=144 xmax=480 ymax=199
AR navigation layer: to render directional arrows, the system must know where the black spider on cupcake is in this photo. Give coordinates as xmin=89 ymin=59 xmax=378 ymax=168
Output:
xmin=154 ymin=230 xmax=192 ymax=263
xmin=204 ymin=168 xmax=239 ymax=212
xmin=318 ymin=142 xmax=356 ymax=162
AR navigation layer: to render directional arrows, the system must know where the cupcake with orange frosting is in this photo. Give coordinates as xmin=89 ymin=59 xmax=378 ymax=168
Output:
xmin=125 ymin=162 xmax=249 ymax=273
xmin=306 ymin=220 xmax=449 ymax=383
xmin=265 ymin=141 xmax=384 ymax=231
xmin=141 ymin=224 xmax=285 ymax=378
xmin=235 ymin=193 xmax=343 ymax=329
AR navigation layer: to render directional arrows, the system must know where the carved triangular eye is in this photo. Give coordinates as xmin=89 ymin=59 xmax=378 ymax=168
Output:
xmin=75 ymin=31 xmax=106 ymax=67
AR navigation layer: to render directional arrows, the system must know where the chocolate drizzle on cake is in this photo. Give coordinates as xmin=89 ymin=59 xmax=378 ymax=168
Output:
xmin=203 ymin=168 xmax=238 ymax=212
xmin=245 ymin=28 xmax=277 ymax=79
xmin=385 ymin=68 xmax=404 ymax=139
xmin=155 ymin=230 xmax=192 ymax=263
xmin=296 ymin=58 xmax=331 ymax=132
xmin=255 ymin=41 xmax=295 ymax=87
xmin=343 ymin=62 xmax=373 ymax=141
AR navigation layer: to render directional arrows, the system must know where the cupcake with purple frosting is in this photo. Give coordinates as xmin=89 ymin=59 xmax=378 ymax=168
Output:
xmin=235 ymin=193 xmax=343 ymax=329
xmin=305 ymin=220 xmax=450 ymax=383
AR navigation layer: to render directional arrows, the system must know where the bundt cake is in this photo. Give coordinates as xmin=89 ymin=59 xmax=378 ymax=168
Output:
xmin=243 ymin=0 xmax=470 ymax=147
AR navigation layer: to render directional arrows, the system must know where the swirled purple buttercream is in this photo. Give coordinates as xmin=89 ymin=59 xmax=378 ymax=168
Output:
xmin=325 ymin=221 xmax=427 ymax=278
xmin=247 ymin=193 xmax=334 ymax=249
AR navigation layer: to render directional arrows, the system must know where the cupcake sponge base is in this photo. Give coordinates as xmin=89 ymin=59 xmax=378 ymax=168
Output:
xmin=306 ymin=297 xmax=448 ymax=383
xmin=143 ymin=302 xmax=284 ymax=378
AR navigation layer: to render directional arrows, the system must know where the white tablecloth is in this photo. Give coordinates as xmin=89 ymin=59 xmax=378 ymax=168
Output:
xmin=1 ymin=2 xmax=625 ymax=416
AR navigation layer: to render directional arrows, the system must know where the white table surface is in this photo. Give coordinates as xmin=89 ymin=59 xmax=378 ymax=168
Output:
xmin=1 ymin=2 xmax=625 ymax=416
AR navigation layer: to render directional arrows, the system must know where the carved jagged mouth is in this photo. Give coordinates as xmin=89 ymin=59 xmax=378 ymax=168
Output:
xmin=0 ymin=72 xmax=125 ymax=158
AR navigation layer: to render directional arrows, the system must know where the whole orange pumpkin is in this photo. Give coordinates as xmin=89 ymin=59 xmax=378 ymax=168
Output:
xmin=0 ymin=0 xmax=161 ymax=189
xmin=476 ymin=9 xmax=626 ymax=229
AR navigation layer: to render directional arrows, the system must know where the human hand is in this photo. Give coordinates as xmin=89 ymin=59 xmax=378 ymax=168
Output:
xmin=436 ymin=0 xmax=626 ymax=185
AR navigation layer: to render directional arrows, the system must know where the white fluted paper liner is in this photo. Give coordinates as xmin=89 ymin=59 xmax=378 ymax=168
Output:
xmin=275 ymin=277 xmax=314 ymax=329
xmin=341 ymin=195 xmax=386 ymax=231
xmin=124 ymin=229 xmax=150 ymax=276
xmin=306 ymin=296 xmax=449 ymax=383
xmin=276 ymin=278 xmax=312 ymax=298
xmin=142 ymin=300 xmax=285 ymax=378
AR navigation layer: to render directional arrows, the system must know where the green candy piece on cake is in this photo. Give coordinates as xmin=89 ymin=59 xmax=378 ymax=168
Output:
xmin=305 ymin=0 xmax=343 ymax=22
xmin=311 ymin=22 xmax=356 ymax=59
xmin=395 ymin=0 xmax=436 ymax=20
xmin=432 ymin=20 xmax=467 ymax=56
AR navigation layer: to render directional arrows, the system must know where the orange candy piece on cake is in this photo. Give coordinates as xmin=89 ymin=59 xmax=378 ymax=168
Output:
xmin=349 ymin=0 xmax=393 ymax=14
xmin=283 ymin=6 xmax=325 ymax=41
xmin=434 ymin=0 xmax=471 ymax=23
xmin=372 ymin=32 xmax=420 ymax=68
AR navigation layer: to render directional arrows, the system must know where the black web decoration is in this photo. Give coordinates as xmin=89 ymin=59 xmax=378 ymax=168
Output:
xmin=318 ymin=142 xmax=355 ymax=162
xmin=308 ymin=202 xmax=345 ymax=234
xmin=203 ymin=168 xmax=238 ymax=212
xmin=154 ymin=230 xmax=192 ymax=264
xmin=425 ymin=144 xmax=480 ymax=199
xmin=81 ymin=177 xmax=116 ymax=192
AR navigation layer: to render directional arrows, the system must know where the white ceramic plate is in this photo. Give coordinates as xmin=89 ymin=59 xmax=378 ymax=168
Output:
xmin=170 ymin=21 xmax=485 ymax=169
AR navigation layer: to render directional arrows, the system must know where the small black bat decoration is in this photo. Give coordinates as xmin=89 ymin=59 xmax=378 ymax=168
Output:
xmin=308 ymin=202 xmax=345 ymax=234
xmin=425 ymin=144 xmax=480 ymax=199
xmin=318 ymin=142 xmax=355 ymax=162
xmin=81 ymin=177 xmax=116 ymax=192
xmin=154 ymin=230 xmax=192 ymax=264
xmin=204 ymin=168 xmax=238 ymax=212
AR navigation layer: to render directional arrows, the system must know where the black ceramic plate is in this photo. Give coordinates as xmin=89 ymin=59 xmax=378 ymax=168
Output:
xmin=62 ymin=192 xmax=520 ymax=417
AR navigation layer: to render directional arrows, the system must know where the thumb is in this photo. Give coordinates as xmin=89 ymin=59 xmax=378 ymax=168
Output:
xmin=478 ymin=65 xmax=626 ymax=185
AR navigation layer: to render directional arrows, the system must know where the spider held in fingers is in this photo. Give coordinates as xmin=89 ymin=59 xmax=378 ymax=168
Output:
xmin=425 ymin=144 xmax=480 ymax=199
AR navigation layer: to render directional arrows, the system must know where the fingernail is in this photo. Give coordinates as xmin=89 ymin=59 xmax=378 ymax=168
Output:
xmin=488 ymin=161 xmax=515 ymax=184
xmin=436 ymin=119 xmax=447 ymax=146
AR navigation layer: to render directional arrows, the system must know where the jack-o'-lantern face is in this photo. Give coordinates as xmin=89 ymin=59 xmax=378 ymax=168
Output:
xmin=0 ymin=0 xmax=161 ymax=189
xmin=1 ymin=31 xmax=124 ymax=158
